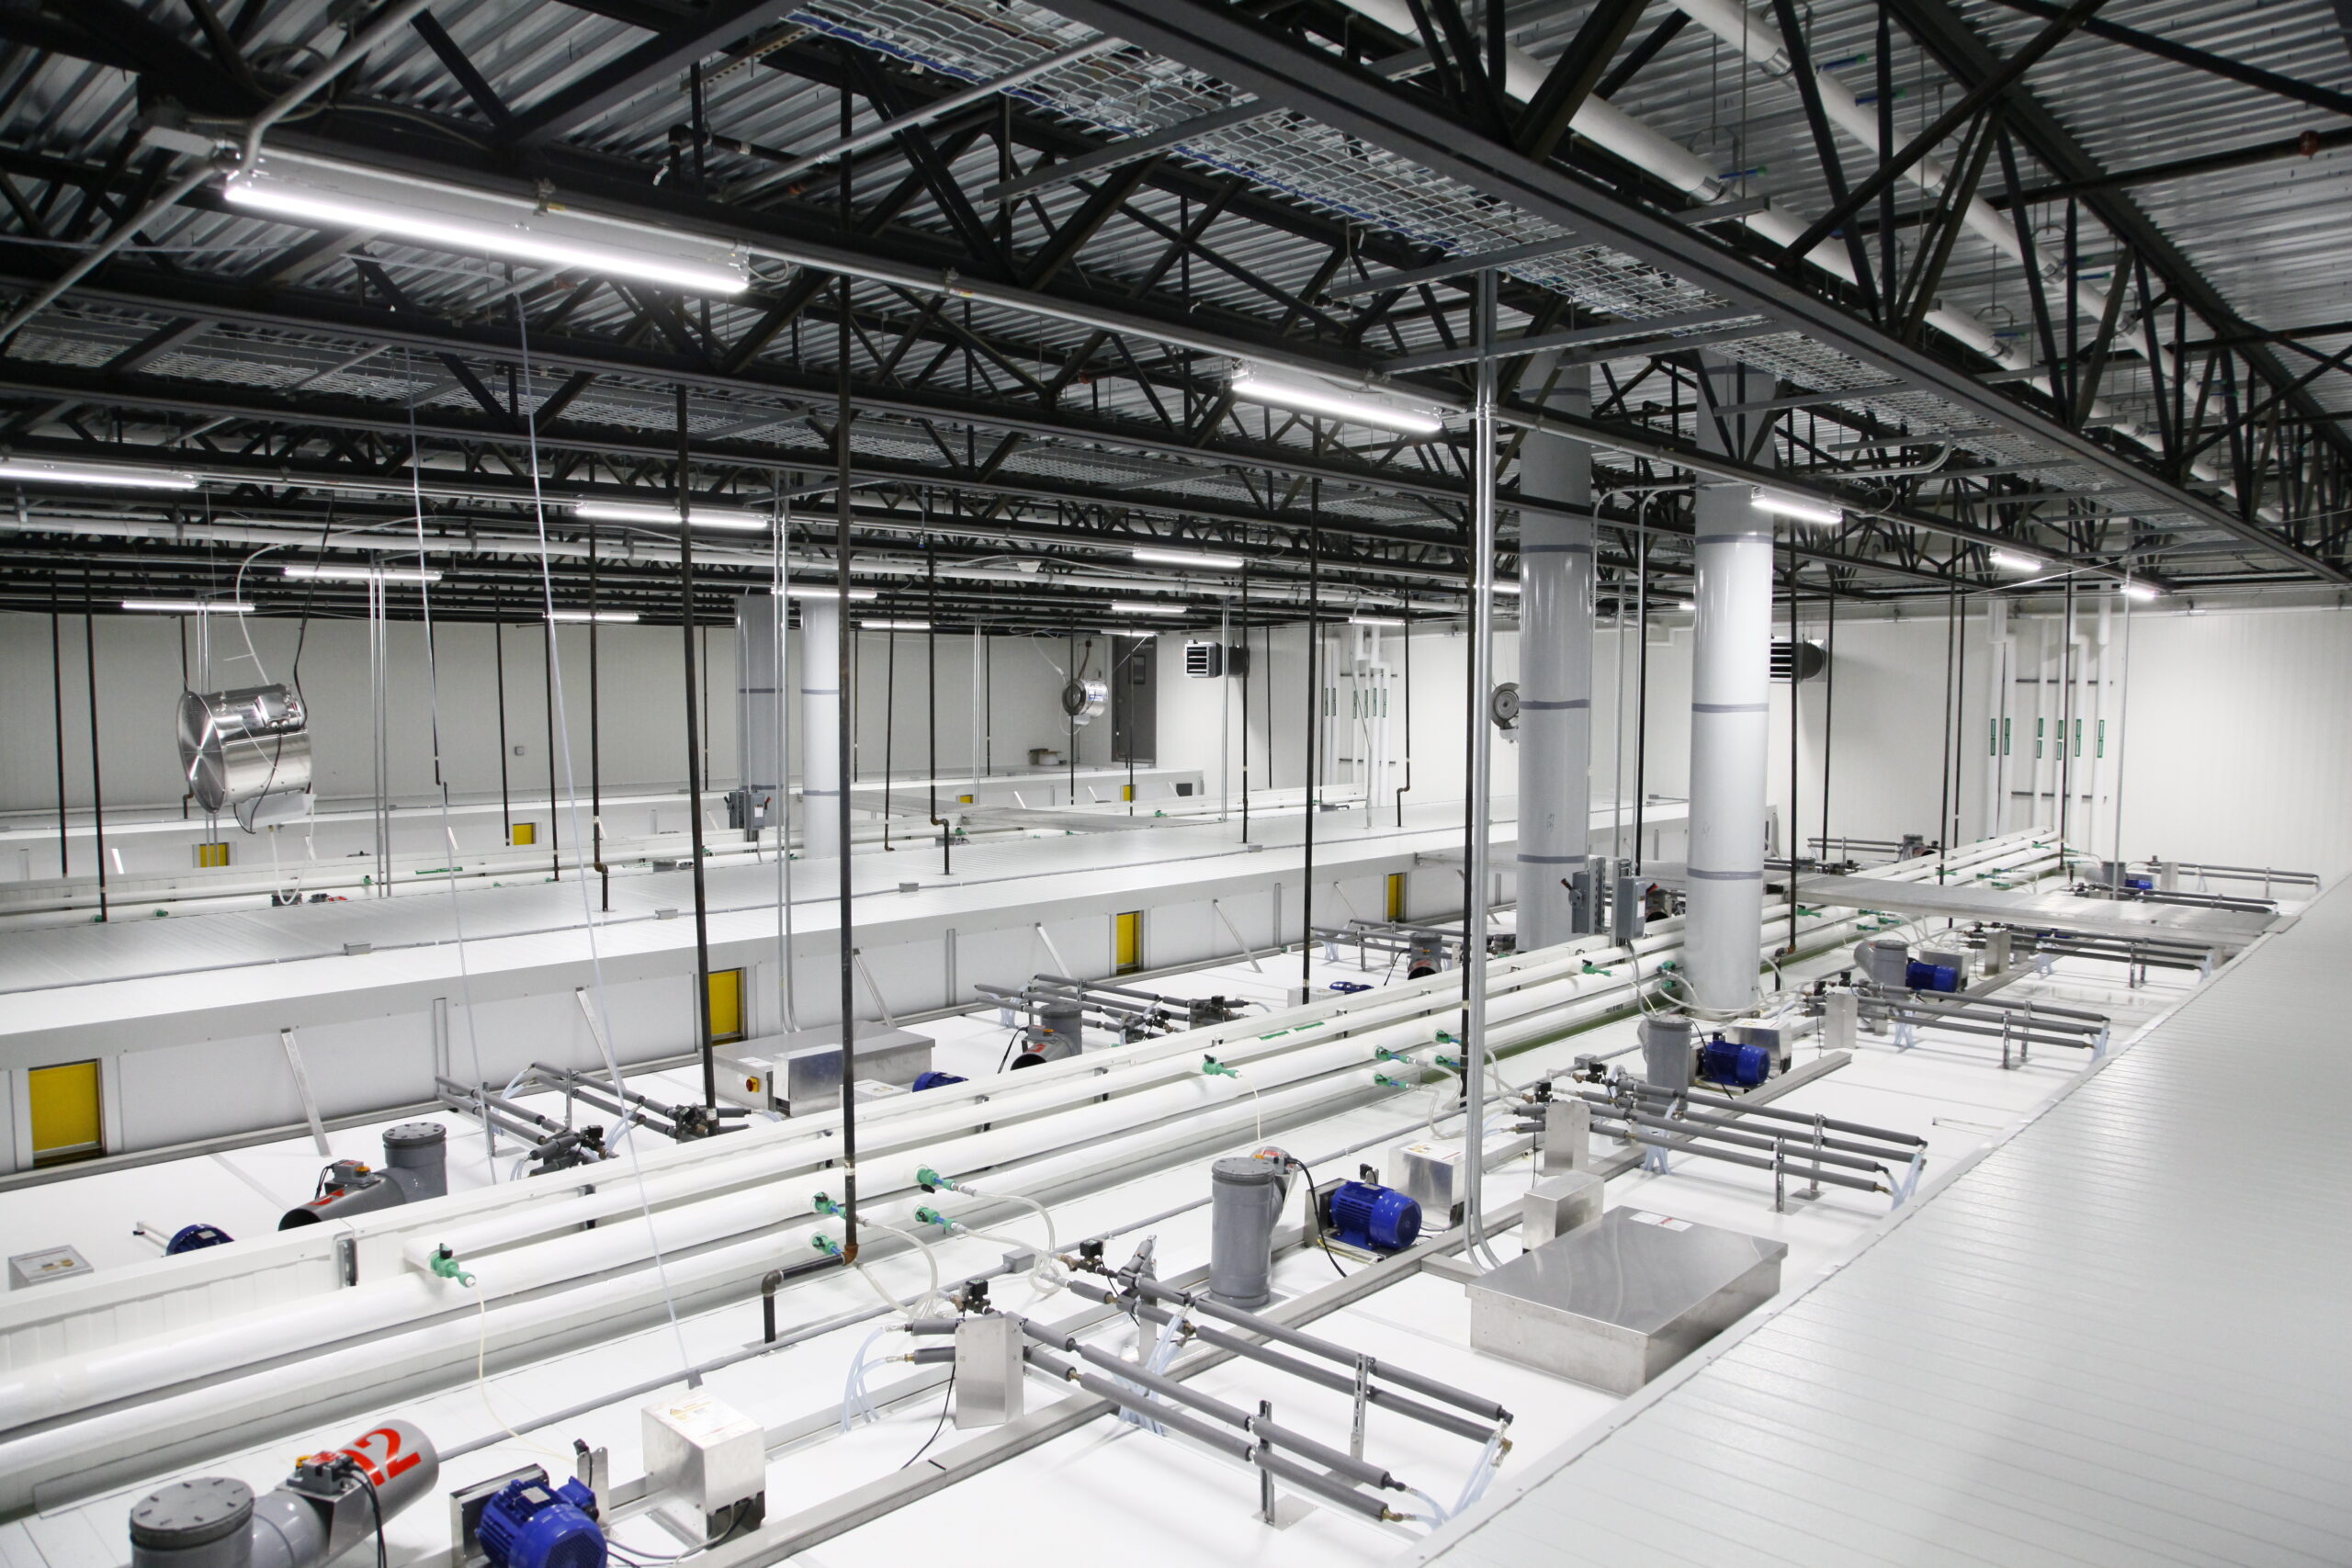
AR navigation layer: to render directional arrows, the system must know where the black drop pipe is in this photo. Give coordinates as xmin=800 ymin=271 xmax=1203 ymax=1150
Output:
xmin=678 ymin=384 xmax=717 ymax=1111
xmin=881 ymin=617 xmax=896 ymax=851
xmin=1819 ymin=579 xmax=1836 ymax=860
xmin=1393 ymin=610 xmax=1412 ymax=828
xmin=542 ymin=615 xmax=559 ymax=879
xmin=928 ymin=538 xmax=949 ymax=872
xmin=1632 ymin=531 xmax=1649 ymax=874
xmin=590 ymin=521 xmax=608 ymax=910
xmin=1936 ymin=573 xmax=1959 ymax=884
xmin=1786 ymin=535 xmax=1799 ymax=954
xmin=1302 ymin=486 xmax=1319 ymax=987
xmin=833 ymin=264 xmax=861 ymax=1261
xmin=1238 ymin=562 xmax=1250 ymax=843
xmin=494 ymin=611 xmax=512 ymax=844
xmin=82 ymin=573 xmax=107 ymax=922
xmin=51 ymin=607 xmax=68 ymax=879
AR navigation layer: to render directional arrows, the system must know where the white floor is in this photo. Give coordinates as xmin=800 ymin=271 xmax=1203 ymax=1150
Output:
xmin=0 ymin=933 xmax=2196 ymax=1568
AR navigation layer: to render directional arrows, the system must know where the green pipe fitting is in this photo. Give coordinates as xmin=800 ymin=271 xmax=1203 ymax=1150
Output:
xmin=812 ymin=1192 xmax=842 ymax=1217
xmin=1202 ymin=1055 xmax=1240 ymax=1077
xmin=811 ymin=1233 xmax=841 ymax=1258
xmin=914 ymin=1206 xmax=948 ymax=1229
xmin=916 ymin=1166 xmax=956 ymax=1192
xmin=428 ymin=1246 xmax=475 ymax=1287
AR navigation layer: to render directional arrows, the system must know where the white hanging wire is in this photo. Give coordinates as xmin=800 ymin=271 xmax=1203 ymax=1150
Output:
xmin=507 ymin=272 xmax=697 ymax=1380
xmin=402 ymin=348 xmax=492 ymax=1100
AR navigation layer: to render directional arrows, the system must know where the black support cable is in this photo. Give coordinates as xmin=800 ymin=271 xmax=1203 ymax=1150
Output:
xmin=679 ymin=384 xmax=717 ymax=1111
xmin=834 ymin=264 xmax=861 ymax=1260
xmin=51 ymin=606 xmax=67 ymax=880
xmin=1303 ymin=481 xmax=1319 ymax=987
xmin=82 ymin=570 xmax=106 ymax=922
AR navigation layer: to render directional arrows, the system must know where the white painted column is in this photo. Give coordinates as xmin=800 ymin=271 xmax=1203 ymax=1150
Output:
xmin=799 ymin=596 xmax=843 ymax=862
xmin=1684 ymin=358 xmax=1774 ymax=1017
xmin=1515 ymin=356 xmax=1595 ymax=949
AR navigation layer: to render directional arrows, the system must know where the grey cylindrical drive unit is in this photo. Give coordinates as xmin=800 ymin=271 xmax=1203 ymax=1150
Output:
xmin=1639 ymin=1015 xmax=1694 ymax=1094
xmin=133 ymin=1420 xmax=438 ymax=1568
xmin=1208 ymin=1156 xmax=1289 ymax=1308
xmin=1026 ymin=998 xmax=1086 ymax=1062
xmin=131 ymin=1479 xmax=255 ymax=1568
xmin=381 ymin=1122 xmax=447 ymax=1201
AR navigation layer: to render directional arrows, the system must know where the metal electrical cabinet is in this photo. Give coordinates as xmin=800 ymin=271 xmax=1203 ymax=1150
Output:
xmin=1112 ymin=639 xmax=1155 ymax=764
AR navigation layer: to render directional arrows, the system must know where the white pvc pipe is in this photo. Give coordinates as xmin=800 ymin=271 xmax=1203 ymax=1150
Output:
xmin=0 ymin=834 xmax=2062 ymax=1483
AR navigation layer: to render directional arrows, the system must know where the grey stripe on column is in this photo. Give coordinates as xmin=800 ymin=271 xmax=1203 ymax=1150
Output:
xmin=1692 ymin=701 xmax=1768 ymax=713
xmin=1518 ymin=853 xmax=1589 ymax=865
xmin=1521 ymin=698 xmax=1589 ymax=711
xmin=1686 ymin=866 xmax=1764 ymax=881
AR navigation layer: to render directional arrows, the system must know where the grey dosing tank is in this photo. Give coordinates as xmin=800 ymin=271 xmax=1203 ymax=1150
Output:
xmin=1208 ymin=1155 xmax=1292 ymax=1308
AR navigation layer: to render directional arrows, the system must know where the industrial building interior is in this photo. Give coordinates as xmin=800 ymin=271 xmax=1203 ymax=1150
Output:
xmin=0 ymin=0 xmax=2346 ymax=1563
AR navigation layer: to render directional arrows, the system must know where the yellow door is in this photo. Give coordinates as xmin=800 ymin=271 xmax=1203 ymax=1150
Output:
xmin=28 ymin=1061 xmax=102 ymax=1165
xmin=1387 ymin=872 xmax=1407 ymax=921
xmin=510 ymin=822 xmax=537 ymax=846
xmin=707 ymin=967 xmax=746 ymax=1043
xmin=1114 ymin=912 xmax=1143 ymax=974
xmin=195 ymin=841 xmax=230 ymax=868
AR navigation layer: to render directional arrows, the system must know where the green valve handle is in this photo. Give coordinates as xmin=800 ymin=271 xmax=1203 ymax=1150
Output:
xmin=916 ymin=1166 xmax=955 ymax=1192
xmin=1658 ymin=958 xmax=1679 ymax=972
xmin=812 ymin=1192 xmax=842 ymax=1217
xmin=1432 ymin=1030 xmax=1456 ymax=1044
xmin=1202 ymin=1055 xmax=1240 ymax=1078
xmin=1435 ymin=1055 xmax=1464 ymax=1071
xmin=811 ymin=1233 xmax=841 ymax=1258
xmin=1373 ymin=1072 xmax=1405 ymax=1089
xmin=1581 ymin=961 xmax=1613 ymax=975
xmin=428 ymin=1247 xmax=475 ymax=1287
xmin=914 ymin=1206 xmax=947 ymax=1229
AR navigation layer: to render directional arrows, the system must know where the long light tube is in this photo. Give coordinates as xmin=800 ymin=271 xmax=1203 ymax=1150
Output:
xmin=1228 ymin=371 xmax=1445 ymax=435
xmin=571 ymin=501 xmax=769 ymax=530
xmin=1 ymin=457 xmax=199 ymax=490
xmin=1749 ymin=488 xmax=1843 ymax=526
xmin=1131 ymin=547 xmax=1246 ymax=570
xmin=1350 ymin=614 xmax=1406 ymax=626
xmin=123 ymin=599 xmax=253 ymax=613
xmin=549 ymin=609 xmax=639 ymax=623
xmin=223 ymin=152 xmax=748 ymax=296
xmin=1110 ymin=601 xmax=1186 ymax=615
xmin=786 ymin=584 xmax=878 ymax=601
xmin=283 ymin=564 xmax=443 ymax=583
xmin=862 ymin=619 xmax=931 ymax=631
xmin=1989 ymin=548 xmax=2047 ymax=573
xmin=2120 ymin=581 xmax=2161 ymax=602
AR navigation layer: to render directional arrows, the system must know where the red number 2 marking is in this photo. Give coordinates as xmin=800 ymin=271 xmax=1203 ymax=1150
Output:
xmin=339 ymin=1426 xmax=421 ymax=1484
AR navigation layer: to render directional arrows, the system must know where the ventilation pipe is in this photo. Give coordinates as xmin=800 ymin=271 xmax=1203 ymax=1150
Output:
xmin=1683 ymin=355 xmax=1776 ymax=1017
xmin=799 ymin=595 xmax=843 ymax=862
xmin=1515 ymin=354 xmax=1597 ymax=948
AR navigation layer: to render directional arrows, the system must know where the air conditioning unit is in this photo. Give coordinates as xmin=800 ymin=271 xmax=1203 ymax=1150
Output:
xmin=1183 ymin=641 xmax=1223 ymax=678
xmin=1770 ymin=639 xmax=1827 ymax=682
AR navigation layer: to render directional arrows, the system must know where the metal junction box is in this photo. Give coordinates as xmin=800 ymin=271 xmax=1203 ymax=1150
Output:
xmin=953 ymin=1314 xmax=1025 ymax=1428
xmin=715 ymin=1025 xmax=933 ymax=1114
xmin=1466 ymin=1207 xmax=1785 ymax=1394
xmin=642 ymin=1392 xmax=765 ymax=1537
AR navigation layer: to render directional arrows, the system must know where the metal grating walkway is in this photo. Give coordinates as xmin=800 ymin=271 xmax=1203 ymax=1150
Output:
xmin=1421 ymin=881 xmax=2352 ymax=1567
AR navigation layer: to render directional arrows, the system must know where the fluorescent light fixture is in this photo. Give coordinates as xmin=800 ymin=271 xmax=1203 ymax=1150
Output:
xmin=1106 ymin=627 xmax=1158 ymax=638
xmin=1110 ymin=601 xmax=1186 ymax=615
xmin=0 ymin=457 xmax=198 ymax=490
xmin=1350 ymin=614 xmax=1406 ymax=626
xmin=2120 ymin=581 xmax=2160 ymax=602
xmin=1228 ymin=371 xmax=1445 ymax=435
xmin=571 ymin=501 xmax=769 ymax=530
xmin=786 ymin=584 xmax=879 ymax=601
xmin=123 ymin=599 xmax=253 ymax=614
xmin=548 ymin=609 xmax=638 ymax=623
xmin=1989 ymin=548 xmax=2046 ymax=573
xmin=1749 ymin=488 xmax=1843 ymax=526
xmin=223 ymin=152 xmax=749 ymax=296
xmin=1492 ymin=581 xmax=1521 ymax=595
xmin=283 ymin=564 xmax=443 ymax=584
xmin=863 ymin=619 xmax=931 ymax=631
xmin=1132 ymin=547 xmax=1246 ymax=570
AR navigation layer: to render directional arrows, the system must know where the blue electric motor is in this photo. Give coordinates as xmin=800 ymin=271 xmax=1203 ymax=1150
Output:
xmin=910 ymin=1071 xmax=967 ymax=1092
xmin=478 ymin=1476 xmax=605 ymax=1568
xmin=1697 ymin=1036 xmax=1772 ymax=1089
xmin=164 ymin=1224 xmax=232 ymax=1254
xmin=1905 ymin=960 xmax=1962 ymax=993
xmin=1327 ymin=1180 xmax=1421 ymax=1253
xmin=1329 ymin=980 xmax=1373 ymax=994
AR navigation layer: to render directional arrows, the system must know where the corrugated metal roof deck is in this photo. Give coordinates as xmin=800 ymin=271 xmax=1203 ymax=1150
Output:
xmin=1420 ymin=878 xmax=2352 ymax=1566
